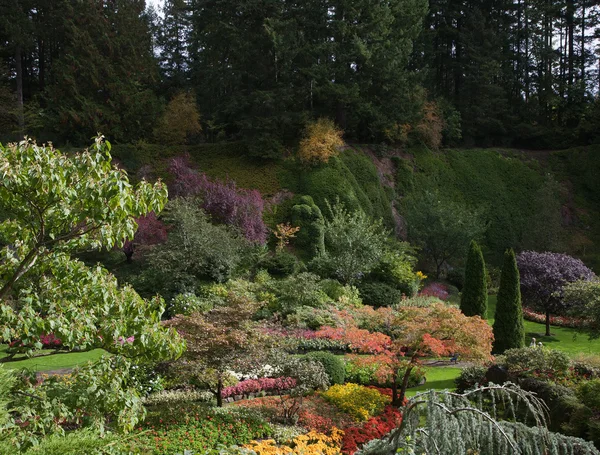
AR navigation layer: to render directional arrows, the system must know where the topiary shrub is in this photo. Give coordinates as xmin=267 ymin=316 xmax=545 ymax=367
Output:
xmin=304 ymin=351 xmax=346 ymax=385
xmin=493 ymin=249 xmax=525 ymax=354
xmin=291 ymin=195 xmax=325 ymax=258
xmin=460 ymin=240 xmax=488 ymax=318
xmin=358 ymin=282 xmax=403 ymax=308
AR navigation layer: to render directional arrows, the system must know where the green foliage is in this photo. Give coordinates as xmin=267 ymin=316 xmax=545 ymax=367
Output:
xmin=144 ymin=199 xmax=246 ymax=298
xmin=319 ymin=279 xmax=363 ymax=307
xmin=290 ymin=196 xmax=325 ymax=258
xmin=368 ymin=246 xmax=418 ymax=296
xmin=562 ymin=279 xmax=600 ymax=339
xmin=311 ymin=201 xmax=389 ymax=284
xmin=266 ymin=273 xmax=330 ymax=316
xmin=304 ymin=351 xmax=345 ymax=385
xmin=460 ymin=240 xmax=488 ymax=318
xmin=407 ymin=149 xmax=546 ymax=263
xmin=0 ymin=137 xmax=182 ymax=362
xmin=392 ymin=157 xmax=415 ymax=196
xmin=257 ymin=251 xmax=299 ymax=278
xmin=501 ymin=347 xmax=571 ymax=377
xmin=167 ymin=292 xmax=213 ymax=317
xmin=286 ymin=306 xmax=341 ymax=330
xmin=0 ymin=429 xmax=127 ymax=455
xmin=287 ymin=149 xmax=393 ymax=228
xmin=454 ymin=365 xmax=488 ymax=393
xmin=403 ymin=189 xmax=487 ymax=277
xmin=358 ymin=282 xmax=403 ymax=308
xmin=154 ymin=92 xmax=202 ymax=145
xmin=493 ymin=249 xmax=525 ymax=353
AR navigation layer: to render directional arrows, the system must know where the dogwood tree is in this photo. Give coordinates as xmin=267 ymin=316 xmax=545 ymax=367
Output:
xmin=0 ymin=136 xmax=183 ymax=361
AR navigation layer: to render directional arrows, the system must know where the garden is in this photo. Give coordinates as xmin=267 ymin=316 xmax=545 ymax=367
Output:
xmin=2 ymin=137 xmax=600 ymax=455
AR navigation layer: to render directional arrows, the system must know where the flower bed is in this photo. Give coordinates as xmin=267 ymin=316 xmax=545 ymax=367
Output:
xmin=243 ymin=428 xmax=344 ymax=455
xmin=522 ymin=307 xmax=590 ymax=329
xmin=419 ymin=283 xmax=449 ymax=300
xmin=129 ymin=405 xmax=272 ymax=455
xmin=340 ymin=406 xmax=403 ymax=455
xmin=222 ymin=377 xmax=297 ymax=399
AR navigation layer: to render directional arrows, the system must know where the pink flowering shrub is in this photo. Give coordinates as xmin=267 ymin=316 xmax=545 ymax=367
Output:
xmin=39 ymin=333 xmax=62 ymax=347
xmin=222 ymin=377 xmax=297 ymax=398
xmin=168 ymin=156 xmax=267 ymax=244
xmin=419 ymin=282 xmax=449 ymax=300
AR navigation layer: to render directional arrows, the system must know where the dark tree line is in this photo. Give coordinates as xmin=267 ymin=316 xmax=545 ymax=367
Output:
xmin=2 ymin=0 xmax=600 ymax=151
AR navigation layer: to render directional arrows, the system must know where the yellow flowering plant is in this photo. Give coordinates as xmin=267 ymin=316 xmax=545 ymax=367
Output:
xmin=244 ymin=428 xmax=344 ymax=455
xmin=320 ymin=383 xmax=388 ymax=421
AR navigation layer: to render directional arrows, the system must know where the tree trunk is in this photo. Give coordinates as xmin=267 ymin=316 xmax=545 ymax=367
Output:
xmin=545 ymin=309 xmax=551 ymax=337
xmin=391 ymin=370 xmax=399 ymax=405
xmin=217 ymin=377 xmax=223 ymax=407
xmin=15 ymin=43 xmax=25 ymax=136
xmin=397 ymin=365 xmax=414 ymax=406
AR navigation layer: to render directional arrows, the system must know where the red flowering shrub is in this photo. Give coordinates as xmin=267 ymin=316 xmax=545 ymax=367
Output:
xmin=315 ymin=327 xmax=391 ymax=355
xmin=341 ymin=405 xmax=403 ymax=454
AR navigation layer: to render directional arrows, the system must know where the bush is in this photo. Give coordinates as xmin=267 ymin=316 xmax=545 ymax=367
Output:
xmin=345 ymin=359 xmax=425 ymax=389
xmin=392 ymin=157 xmax=414 ymax=196
xmin=368 ymin=249 xmax=418 ymax=297
xmin=298 ymin=118 xmax=344 ymax=164
xmin=455 ymin=365 xmax=488 ymax=393
xmin=304 ymin=352 xmax=346 ymax=385
xmin=321 ymin=383 xmax=389 ymax=421
xmin=501 ymin=347 xmax=571 ymax=377
xmin=257 ymin=251 xmax=299 ymax=277
xmin=267 ymin=273 xmax=330 ymax=315
xmin=358 ymin=282 xmax=403 ymax=308
xmin=319 ymin=279 xmax=363 ymax=308
xmin=153 ymin=92 xmax=201 ymax=145
xmin=446 ymin=268 xmax=465 ymax=291
xmin=286 ymin=306 xmax=342 ymax=330
xmin=167 ymin=292 xmax=213 ymax=317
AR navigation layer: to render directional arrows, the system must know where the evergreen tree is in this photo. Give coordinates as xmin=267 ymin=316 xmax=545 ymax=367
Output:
xmin=460 ymin=240 xmax=488 ymax=318
xmin=157 ymin=0 xmax=191 ymax=92
xmin=493 ymin=249 xmax=525 ymax=354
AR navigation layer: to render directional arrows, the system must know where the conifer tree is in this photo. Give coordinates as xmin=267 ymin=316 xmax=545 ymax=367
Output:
xmin=493 ymin=249 xmax=525 ymax=354
xmin=460 ymin=240 xmax=488 ymax=318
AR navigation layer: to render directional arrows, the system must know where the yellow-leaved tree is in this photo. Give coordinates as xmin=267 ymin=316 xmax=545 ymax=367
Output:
xmin=298 ymin=118 xmax=344 ymax=164
xmin=154 ymin=92 xmax=202 ymax=145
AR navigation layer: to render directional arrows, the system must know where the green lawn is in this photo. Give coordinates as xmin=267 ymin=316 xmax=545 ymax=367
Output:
xmin=487 ymin=295 xmax=600 ymax=356
xmin=406 ymin=366 xmax=462 ymax=398
xmin=0 ymin=345 xmax=106 ymax=371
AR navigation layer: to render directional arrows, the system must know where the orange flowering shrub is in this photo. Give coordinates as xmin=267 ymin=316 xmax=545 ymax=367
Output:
xmin=315 ymin=326 xmax=391 ymax=354
xmin=244 ymin=428 xmax=344 ymax=455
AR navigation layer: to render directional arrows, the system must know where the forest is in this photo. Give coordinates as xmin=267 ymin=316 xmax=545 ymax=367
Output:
xmin=3 ymin=1 xmax=600 ymax=455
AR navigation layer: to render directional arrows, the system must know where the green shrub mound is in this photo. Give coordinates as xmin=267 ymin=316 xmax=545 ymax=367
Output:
xmin=291 ymin=195 xmax=325 ymax=258
xmin=304 ymin=351 xmax=346 ymax=385
xmin=257 ymin=251 xmax=299 ymax=277
xmin=358 ymin=282 xmax=403 ymax=308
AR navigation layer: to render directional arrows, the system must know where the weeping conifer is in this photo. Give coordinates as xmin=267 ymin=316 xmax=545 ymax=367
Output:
xmin=460 ymin=240 xmax=488 ymax=318
xmin=493 ymin=249 xmax=525 ymax=353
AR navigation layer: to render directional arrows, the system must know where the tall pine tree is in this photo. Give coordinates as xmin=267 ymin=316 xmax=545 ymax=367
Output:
xmin=460 ymin=240 xmax=488 ymax=318
xmin=493 ymin=249 xmax=525 ymax=354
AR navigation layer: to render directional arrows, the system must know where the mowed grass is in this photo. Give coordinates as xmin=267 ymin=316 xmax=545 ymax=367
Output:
xmin=0 ymin=344 xmax=105 ymax=371
xmin=406 ymin=366 xmax=462 ymax=398
xmin=487 ymin=295 xmax=600 ymax=356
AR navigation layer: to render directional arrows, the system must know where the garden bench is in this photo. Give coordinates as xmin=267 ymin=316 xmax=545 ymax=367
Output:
xmin=449 ymin=353 xmax=459 ymax=364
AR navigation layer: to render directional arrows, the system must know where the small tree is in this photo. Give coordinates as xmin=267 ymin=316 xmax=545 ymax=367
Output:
xmin=298 ymin=118 xmax=344 ymax=164
xmin=460 ymin=240 xmax=488 ymax=318
xmin=154 ymin=92 xmax=202 ymax=145
xmin=403 ymin=190 xmax=487 ymax=278
xmin=517 ymin=251 xmax=595 ymax=336
xmin=164 ymin=293 xmax=271 ymax=407
xmin=562 ymin=278 xmax=600 ymax=339
xmin=493 ymin=249 xmax=525 ymax=353
xmin=122 ymin=212 xmax=167 ymax=262
xmin=311 ymin=201 xmax=389 ymax=284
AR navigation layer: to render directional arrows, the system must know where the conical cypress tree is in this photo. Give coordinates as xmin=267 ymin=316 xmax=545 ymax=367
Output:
xmin=460 ymin=240 xmax=488 ymax=318
xmin=493 ymin=249 xmax=525 ymax=354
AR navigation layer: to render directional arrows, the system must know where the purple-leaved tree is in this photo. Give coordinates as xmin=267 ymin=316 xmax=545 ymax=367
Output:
xmin=122 ymin=212 xmax=168 ymax=262
xmin=517 ymin=251 xmax=595 ymax=336
xmin=168 ymin=156 xmax=268 ymax=244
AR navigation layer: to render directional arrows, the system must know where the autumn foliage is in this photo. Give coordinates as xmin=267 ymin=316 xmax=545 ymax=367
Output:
xmin=298 ymin=118 xmax=344 ymax=164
